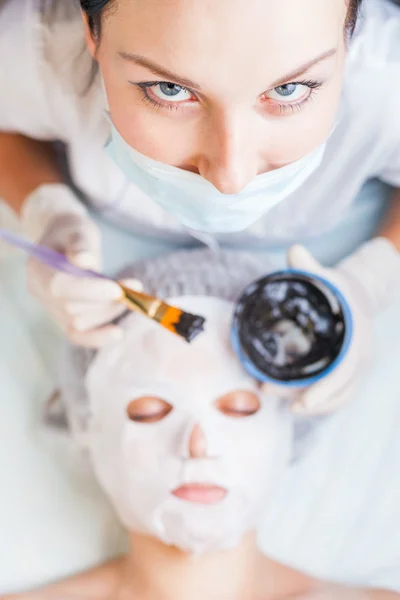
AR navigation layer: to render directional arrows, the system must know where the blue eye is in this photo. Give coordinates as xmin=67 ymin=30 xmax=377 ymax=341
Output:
xmin=264 ymin=80 xmax=323 ymax=107
xmin=151 ymin=83 xmax=193 ymax=103
xmin=266 ymin=83 xmax=311 ymax=104
xmin=135 ymin=80 xmax=195 ymax=107
xmin=274 ymin=83 xmax=298 ymax=97
xmin=158 ymin=83 xmax=184 ymax=97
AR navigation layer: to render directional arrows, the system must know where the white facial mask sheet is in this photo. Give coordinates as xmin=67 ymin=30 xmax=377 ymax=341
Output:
xmin=86 ymin=297 xmax=292 ymax=554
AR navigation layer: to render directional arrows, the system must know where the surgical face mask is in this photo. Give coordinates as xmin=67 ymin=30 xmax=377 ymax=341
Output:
xmin=86 ymin=297 xmax=291 ymax=554
xmin=104 ymin=120 xmax=326 ymax=234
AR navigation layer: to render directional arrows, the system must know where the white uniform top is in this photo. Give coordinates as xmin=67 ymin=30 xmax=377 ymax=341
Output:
xmin=0 ymin=0 xmax=400 ymax=244
xmin=1 ymin=2 xmax=400 ymax=592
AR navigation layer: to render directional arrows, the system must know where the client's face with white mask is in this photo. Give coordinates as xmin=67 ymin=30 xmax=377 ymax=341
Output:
xmin=86 ymin=297 xmax=291 ymax=555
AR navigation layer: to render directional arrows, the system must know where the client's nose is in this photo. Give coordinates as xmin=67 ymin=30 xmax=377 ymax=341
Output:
xmin=188 ymin=424 xmax=207 ymax=459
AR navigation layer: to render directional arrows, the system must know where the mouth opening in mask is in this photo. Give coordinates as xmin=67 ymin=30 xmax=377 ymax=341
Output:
xmin=171 ymin=483 xmax=228 ymax=505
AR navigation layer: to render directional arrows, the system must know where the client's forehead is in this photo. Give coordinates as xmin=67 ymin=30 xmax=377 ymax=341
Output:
xmin=89 ymin=297 xmax=253 ymax=391
xmin=130 ymin=321 xmax=243 ymax=385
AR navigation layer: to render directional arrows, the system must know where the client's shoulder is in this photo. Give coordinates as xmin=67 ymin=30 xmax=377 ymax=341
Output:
xmin=2 ymin=559 xmax=123 ymax=600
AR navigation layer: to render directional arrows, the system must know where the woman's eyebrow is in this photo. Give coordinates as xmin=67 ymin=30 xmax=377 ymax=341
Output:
xmin=119 ymin=47 xmax=336 ymax=93
xmin=119 ymin=52 xmax=202 ymax=91
xmin=268 ymin=48 xmax=337 ymax=88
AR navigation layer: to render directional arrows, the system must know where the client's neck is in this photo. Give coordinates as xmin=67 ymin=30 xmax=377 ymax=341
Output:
xmin=120 ymin=531 xmax=262 ymax=600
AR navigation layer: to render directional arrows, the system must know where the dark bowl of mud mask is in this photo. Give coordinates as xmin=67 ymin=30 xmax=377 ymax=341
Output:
xmin=231 ymin=270 xmax=353 ymax=388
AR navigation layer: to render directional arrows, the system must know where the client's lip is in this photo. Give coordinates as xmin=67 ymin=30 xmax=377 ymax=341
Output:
xmin=171 ymin=483 xmax=228 ymax=505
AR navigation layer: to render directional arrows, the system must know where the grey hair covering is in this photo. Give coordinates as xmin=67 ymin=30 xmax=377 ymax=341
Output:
xmin=117 ymin=247 xmax=270 ymax=300
xmin=51 ymin=248 xmax=318 ymax=457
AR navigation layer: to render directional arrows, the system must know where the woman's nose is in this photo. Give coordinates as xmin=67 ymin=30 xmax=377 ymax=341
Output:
xmin=188 ymin=424 xmax=208 ymax=459
xmin=197 ymin=113 xmax=260 ymax=194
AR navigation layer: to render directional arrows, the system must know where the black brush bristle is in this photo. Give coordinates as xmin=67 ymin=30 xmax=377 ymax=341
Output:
xmin=175 ymin=312 xmax=206 ymax=343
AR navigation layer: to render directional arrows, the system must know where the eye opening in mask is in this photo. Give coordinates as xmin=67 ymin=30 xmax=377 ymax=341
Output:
xmin=215 ymin=390 xmax=261 ymax=418
xmin=127 ymin=396 xmax=173 ymax=423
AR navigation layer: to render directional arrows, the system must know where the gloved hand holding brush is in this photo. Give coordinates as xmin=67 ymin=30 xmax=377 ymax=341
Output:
xmin=22 ymin=183 xmax=142 ymax=348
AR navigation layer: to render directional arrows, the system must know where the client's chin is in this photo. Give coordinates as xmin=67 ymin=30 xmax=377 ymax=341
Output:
xmin=171 ymin=483 xmax=228 ymax=505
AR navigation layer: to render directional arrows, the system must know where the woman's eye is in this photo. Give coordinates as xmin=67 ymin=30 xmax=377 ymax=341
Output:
xmin=127 ymin=396 xmax=173 ymax=423
xmin=216 ymin=390 xmax=261 ymax=418
xmin=150 ymin=82 xmax=193 ymax=103
xmin=265 ymin=83 xmax=310 ymax=104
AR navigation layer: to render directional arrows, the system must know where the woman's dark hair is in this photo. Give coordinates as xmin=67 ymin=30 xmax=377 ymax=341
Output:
xmin=81 ymin=0 xmax=365 ymax=38
xmin=346 ymin=0 xmax=364 ymax=34
xmin=80 ymin=0 xmax=115 ymax=36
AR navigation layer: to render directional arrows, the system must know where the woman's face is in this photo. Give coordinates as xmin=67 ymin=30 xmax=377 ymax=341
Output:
xmin=85 ymin=0 xmax=348 ymax=193
xmin=86 ymin=297 xmax=292 ymax=554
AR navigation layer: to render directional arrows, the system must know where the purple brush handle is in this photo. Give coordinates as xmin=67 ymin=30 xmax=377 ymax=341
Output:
xmin=0 ymin=229 xmax=108 ymax=280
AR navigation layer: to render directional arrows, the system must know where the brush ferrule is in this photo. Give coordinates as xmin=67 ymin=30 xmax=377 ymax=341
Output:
xmin=120 ymin=285 xmax=168 ymax=323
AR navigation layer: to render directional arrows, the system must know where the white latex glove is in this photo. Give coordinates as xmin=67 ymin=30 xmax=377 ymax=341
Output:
xmin=22 ymin=184 xmax=141 ymax=348
xmin=264 ymin=238 xmax=400 ymax=416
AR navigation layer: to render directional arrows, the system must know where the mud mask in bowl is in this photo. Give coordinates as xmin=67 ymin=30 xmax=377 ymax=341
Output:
xmin=85 ymin=296 xmax=291 ymax=554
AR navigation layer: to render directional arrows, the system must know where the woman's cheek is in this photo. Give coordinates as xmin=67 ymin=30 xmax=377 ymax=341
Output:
xmin=277 ymin=86 xmax=341 ymax=163
xmin=112 ymin=98 xmax=201 ymax=166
